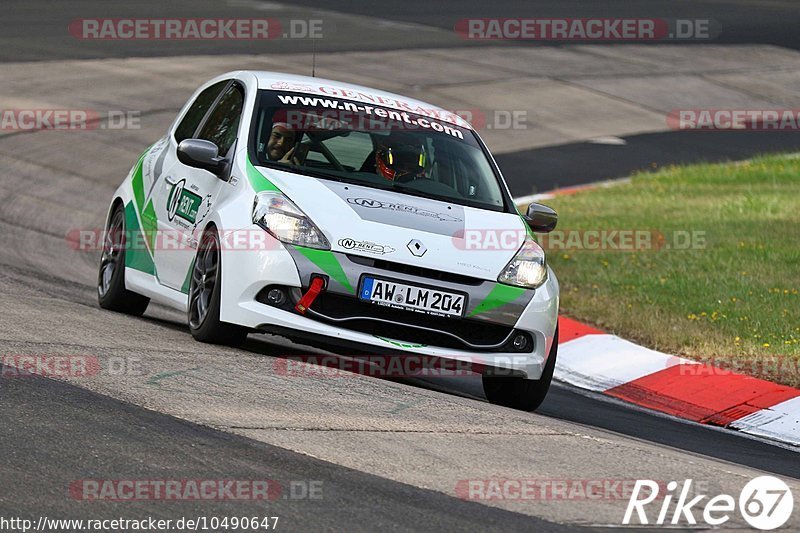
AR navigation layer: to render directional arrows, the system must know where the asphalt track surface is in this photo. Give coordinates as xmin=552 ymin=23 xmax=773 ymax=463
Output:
xmin=1 ymin=371 xmax=576 ymax=532
xmin=497 ymin=130 xmax=800 ymax=195
xmin=1 ymin=1 xmax=799 ymax=530
xmin=5 ymin=0 xmax=800 ymax=61
xmin=4 ymin=0 xmax=800 ymax=192
xmin=291 ymin=0 xmax=800 ymax=51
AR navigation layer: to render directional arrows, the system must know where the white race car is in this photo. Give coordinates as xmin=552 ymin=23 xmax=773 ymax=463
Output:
xmin=98 ymin=71 xmax=560 ymax=410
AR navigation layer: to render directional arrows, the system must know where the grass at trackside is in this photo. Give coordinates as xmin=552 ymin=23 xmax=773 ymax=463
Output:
xmin=538 ymin=153 xmax=800 ymax=387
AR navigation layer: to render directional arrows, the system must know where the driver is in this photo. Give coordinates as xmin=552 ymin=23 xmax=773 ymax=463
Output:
xmin=375 ymin=134 xmax=428 ymax=182
xmin=266 ymin=122 xmax=297 ymax=163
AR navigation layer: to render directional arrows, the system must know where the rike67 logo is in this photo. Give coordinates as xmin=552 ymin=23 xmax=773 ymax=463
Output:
xmin=623 ymin=476 xmax=794 ymax=530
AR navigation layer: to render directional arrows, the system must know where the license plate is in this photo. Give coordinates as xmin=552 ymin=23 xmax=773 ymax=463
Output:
xmin=359 ymin=277 xmax=466 ymax=317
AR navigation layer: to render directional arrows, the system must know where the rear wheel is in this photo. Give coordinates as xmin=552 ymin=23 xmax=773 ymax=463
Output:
xmin=97 ymin=205 xmax=150 ymax=316
xmin=483 ymin=327 xmax=558 ymax=411
xmin=188 ymin=227 xmax=248 ymax=346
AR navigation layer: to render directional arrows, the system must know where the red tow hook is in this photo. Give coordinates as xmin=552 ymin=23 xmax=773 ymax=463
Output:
xmin=295 ymin=277 xmax=326 ymax=314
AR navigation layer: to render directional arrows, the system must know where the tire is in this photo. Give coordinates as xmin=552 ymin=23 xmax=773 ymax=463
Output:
xmin=482 ymin=327 xmax=559 ymax=411
xmin=187 ymin=227 xmax=248 ymax=346
xmin=97 ymin=205 xmax=150 ymax=316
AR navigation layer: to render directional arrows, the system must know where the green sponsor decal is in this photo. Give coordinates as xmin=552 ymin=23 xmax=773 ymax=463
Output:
xmin=180 ymin=257 xmax=195 ymax=295
xmin=123 ymin=202 xmax=157 ymax=276
xmin=142 ymin=200 xmax=158 ymax=251
xmin=130 ymin=152 xmax=147 ymax=213
xmin=128 ymin=144 xmax=158 ymax=259
xmin=468 ymin=283 xmax=526 ymax=317
xmin=166 ymin=179 xmax=202 ymax=223
xmin=295 ymin=247 xmax=354 ymax=294
xmin=176 ymin=189 xmax=202 ymax=222
xmin=246 ymin=157 xmax=280 ymax=193
xmin=374 ymin=336 xmax=427 ymax=349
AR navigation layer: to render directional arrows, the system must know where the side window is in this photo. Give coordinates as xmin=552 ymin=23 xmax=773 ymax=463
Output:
xmin=197 ymin=84 xmax=244 ymax=156
xmin=174 ymin=80 xmax=228 ymax=143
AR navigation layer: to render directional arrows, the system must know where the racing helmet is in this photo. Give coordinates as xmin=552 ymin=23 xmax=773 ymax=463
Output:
xmin=376 ymin=136 xmax=427 ymax=181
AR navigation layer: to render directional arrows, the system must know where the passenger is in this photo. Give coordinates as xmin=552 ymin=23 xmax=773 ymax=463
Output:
xmin=267 ymin=122 xmax=297 ymax=163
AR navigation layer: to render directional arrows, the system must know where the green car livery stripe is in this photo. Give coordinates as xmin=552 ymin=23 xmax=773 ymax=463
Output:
xmin=123 ymin=202 xmax=156 ymax=275
xmin=181 ymin=258 xmax=195 ymax=294
xmin=374 ymin=336 xmax=427 ymax=349
xmin=130 ymin=147 xmax=150 ymax=214
xmin=141 ymin=200 xmax=158 ymax=251
xmin=295 ymin=247 xmax=355 ymax=294
xmin=247 ymin=158 xmax=280 ymax=193
xmin=125 ymin=145 xmax=159 ymax=276
xmin=468 ymin=283 xmax=526 ymax=318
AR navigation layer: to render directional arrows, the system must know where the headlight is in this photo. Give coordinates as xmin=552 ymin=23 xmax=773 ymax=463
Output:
xmin=497 ymin=234 xmax=547 ymax=289
xmin=252 ymin=192 xmax=330 ymax=250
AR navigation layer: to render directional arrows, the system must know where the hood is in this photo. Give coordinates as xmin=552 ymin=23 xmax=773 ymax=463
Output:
xmin=256 ymin=166 xmax=528 ymax=281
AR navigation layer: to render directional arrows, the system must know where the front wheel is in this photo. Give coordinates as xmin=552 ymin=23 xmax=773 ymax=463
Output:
xmin=97 ymin=205 xmax=150 ymax=316
xmin=483 ymin=327 xmax=558 ymax=411
xmin=187 ymin=227 xmax=248 ymax=346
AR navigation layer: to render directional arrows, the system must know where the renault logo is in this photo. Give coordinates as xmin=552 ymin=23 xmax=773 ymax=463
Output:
xmin=407 ymin=239 xmax=427 ymax=257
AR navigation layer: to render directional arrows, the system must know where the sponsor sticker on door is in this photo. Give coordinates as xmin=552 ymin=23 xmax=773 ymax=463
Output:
xmin=167 ymin=179 xmax=202 ymax=223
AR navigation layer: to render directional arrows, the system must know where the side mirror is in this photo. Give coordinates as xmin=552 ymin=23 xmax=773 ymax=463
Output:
xmin=177 ymin=139 xmax=227 ymax=176
xmin=523 ymin=202 xmax=558 ymax=233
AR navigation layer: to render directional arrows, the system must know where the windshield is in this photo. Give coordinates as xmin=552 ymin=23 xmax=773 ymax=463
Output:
xmin=251 ymin=90 xmax=508 ymax=212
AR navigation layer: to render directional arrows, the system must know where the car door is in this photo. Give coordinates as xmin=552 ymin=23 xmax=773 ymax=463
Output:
xmin=151 ymin=80 xmax=245 ymax=291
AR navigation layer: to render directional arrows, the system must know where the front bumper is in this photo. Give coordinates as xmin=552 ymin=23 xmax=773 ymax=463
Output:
xmin=219 ymin=229 xmax=559 ymax=380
